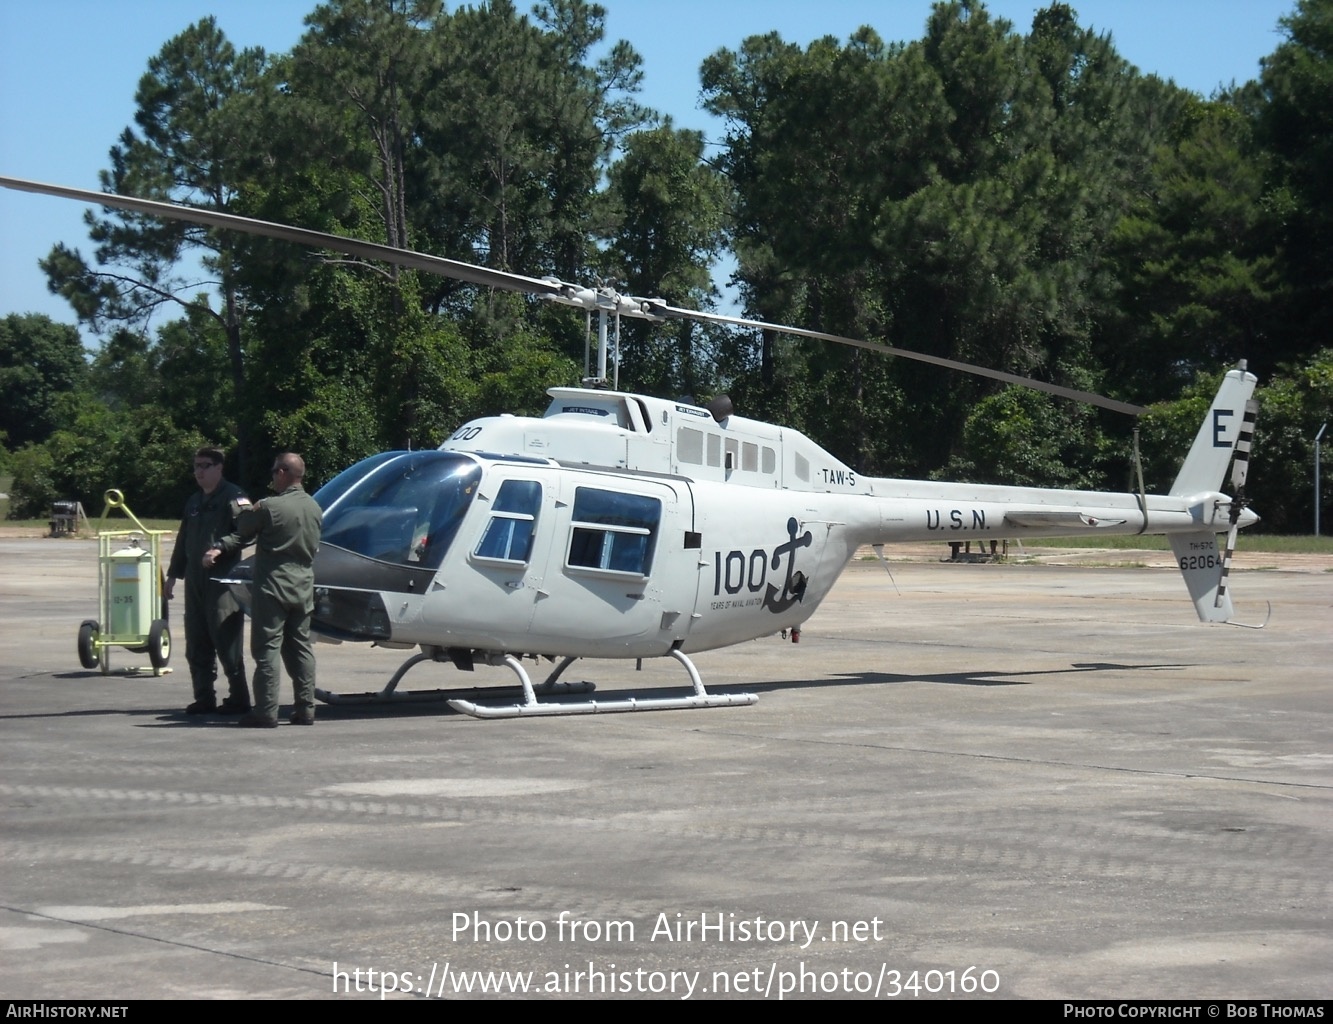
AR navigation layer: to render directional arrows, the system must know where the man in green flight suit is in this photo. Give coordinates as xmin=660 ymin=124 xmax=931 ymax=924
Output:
xmin=166 ymin=446 xmax=250 ymax=715
xmin=205 ymin=452 xmax=323 ymax=728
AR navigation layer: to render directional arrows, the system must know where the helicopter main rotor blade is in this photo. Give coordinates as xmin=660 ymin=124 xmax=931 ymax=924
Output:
xmin=0 ymin=175 xmax=562 ymax=299
xmin=642 ymin=303 xmax=1147 ymax=417
xmin=3 ymin=174 xmax=1145 ymax=415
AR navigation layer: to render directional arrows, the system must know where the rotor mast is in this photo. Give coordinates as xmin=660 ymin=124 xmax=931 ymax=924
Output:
xmin=540 ymin=277 xmax=666 ymax=389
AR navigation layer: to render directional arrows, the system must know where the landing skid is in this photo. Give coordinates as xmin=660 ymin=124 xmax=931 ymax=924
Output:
xmin=448 ymin=649 xmax=759 ymax=719
xmin=314 ymin=650 xmax=595 ymax=706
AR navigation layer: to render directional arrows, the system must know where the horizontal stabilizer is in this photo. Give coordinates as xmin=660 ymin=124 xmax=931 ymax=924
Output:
xmin=1004 ymin=511 xmax=1128 ymax=529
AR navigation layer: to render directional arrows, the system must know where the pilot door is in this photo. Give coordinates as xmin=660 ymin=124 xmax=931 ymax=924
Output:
xmin=422 ymin=469 xmax=551 ymax=648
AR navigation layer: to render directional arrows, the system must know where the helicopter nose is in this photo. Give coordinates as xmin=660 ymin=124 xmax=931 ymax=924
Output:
xmin=311 ymin=584 xmax=392 ymax=642
xmin=310 ymin=545 xmax=394 ymax=641
xmin=307 ymin=544 xmax=436 ymax=642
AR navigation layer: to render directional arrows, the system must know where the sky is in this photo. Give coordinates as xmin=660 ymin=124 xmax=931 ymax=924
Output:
xmin=0 ymin=0 xmax=1295 ymax=333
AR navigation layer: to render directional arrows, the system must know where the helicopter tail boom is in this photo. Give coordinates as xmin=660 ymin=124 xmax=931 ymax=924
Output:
xmin=844 ymin=363 xmax=1263 ymax=624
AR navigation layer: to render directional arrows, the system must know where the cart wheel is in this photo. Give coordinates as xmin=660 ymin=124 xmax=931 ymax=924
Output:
xmin=148 ymin=619 xmax=171 ymax=671
xmin=78 ymin=619 xmax=100 ymax=670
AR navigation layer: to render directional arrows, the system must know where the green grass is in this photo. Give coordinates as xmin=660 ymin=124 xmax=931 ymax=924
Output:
xmin=103 ymin=518 xmax=179 ymax=532
xmin=1019 ymin=535 xmax=1173 ymax=550
xmin=2 ymin=521 xmax=178 ymax=533
xmin=1236 ymin=534 xmax=1333 ymax=554
xmin=1 ymin=503 xmax=178 ymax=533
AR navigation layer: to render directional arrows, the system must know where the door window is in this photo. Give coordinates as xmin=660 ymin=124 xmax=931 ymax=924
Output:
xmin=474 ymin=479 xmax=542 ymax=564
xmin=566 ymin=488 xmax=661 ymax=576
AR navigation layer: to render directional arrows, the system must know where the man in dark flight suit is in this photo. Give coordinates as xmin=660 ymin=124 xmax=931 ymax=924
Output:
xmin=166 ymin=446 xmax=250 ymax=715
xmin=206 ymin=452 xmax=322 ymax=728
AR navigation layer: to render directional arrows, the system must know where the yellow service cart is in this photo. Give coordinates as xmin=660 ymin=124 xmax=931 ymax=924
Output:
xmin=77 ymin=489 xmax=173 ymax=676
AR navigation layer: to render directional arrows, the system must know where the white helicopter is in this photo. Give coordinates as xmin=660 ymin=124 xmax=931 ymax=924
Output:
xmin=1 ymin=175 xmax=1262 ymax=718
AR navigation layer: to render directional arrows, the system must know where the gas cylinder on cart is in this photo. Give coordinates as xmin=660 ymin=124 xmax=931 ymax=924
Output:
xmin=78 ymin=490 xmax=172 ymax=675
xmin=107 ymin=537 xmax=156 ymax=637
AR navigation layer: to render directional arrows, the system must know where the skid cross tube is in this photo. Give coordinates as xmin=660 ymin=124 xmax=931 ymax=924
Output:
xmin=447 ymin=649 xmax=758 ymax=718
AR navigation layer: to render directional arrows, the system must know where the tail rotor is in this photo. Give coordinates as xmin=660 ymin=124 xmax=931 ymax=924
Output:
xmin=1215 ymin=399 xmax=1259 ymax=610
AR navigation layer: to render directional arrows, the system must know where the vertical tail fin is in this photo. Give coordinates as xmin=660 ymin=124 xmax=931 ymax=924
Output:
xmin=1167 ymin=364 xmax=1261 ymax=624
xmin=1169 ymin=364 xmax=1259 ymax=497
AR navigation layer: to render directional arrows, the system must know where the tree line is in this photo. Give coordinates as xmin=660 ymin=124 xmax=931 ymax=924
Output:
xmin=2 ymin=0 xmax=1329 ymax=532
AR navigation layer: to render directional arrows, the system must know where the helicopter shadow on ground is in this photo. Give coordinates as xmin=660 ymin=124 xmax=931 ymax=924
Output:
xmin=281 ymin=660 xmax=1198 ymax=719
xmin=10 ymin=661 xmax=1194 ymax=722
xmin=0 ymin=706 xmax=180 ymax=723
xmin=0 ymin=669 xmax=184 ymax=722
xmin=0 ymin=698 xmax=461 ymax=725
xmin=728 ymin=660 xmax=1193 ymax=696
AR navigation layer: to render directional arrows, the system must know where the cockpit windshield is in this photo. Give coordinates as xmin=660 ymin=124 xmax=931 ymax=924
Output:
xmin=314 ymin=450 xmax=405 ymax=514
xmin=317 ymin=451 xmax=482 ymax=571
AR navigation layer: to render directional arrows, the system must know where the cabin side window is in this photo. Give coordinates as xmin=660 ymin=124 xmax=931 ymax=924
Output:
xmin=707 ymin=433 xmax=722 ymax=468
xmin=566 ymin=488 xmax=661 ymax=576
xmin=677 ymin=426 xmax=704 ymax=465
xmin=742 ymin=441 xmax=759 ymax=472
xmin=474 ymin=479 xmax=542 ymax=564
xmin=794 ymin=452 xmax=811 ymax=482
